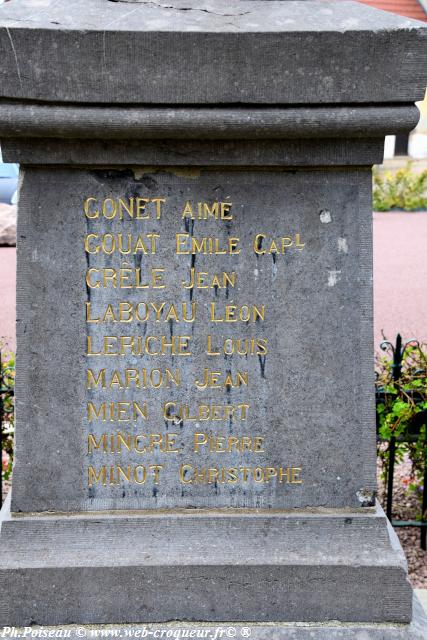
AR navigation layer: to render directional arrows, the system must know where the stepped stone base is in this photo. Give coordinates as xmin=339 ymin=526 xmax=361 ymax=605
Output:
xmin=0 ymin=499 xmax=416 ymax=628
xmin=7 ymin=597 xmax=426 ymax=640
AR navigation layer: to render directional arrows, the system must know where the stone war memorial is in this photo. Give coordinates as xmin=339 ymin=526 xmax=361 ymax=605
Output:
xmin=0 ymin=0 xmax=426 ymax=637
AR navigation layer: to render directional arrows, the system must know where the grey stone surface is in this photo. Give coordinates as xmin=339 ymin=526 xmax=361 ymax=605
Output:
xmin=0 ymin=104 xmax=419 ymax=166
xmin=0 ymin=0 xmax=426 ymax=631
xmin=0 ymin=104 xmax=420 ymax=140
xmin=416 ymin=590 xmax=427 ymax=613
xmin=0 ymin=137 xmax=387 ymax=166
xmin=5 ymin=595 xmax=427 ymax=640
xmin=0 ymin=1 xmax=426 ymax=105
xmin=0 ymin=203 xmax=16 ymax=246
xmin=0 ymin=503 xmax=413 ymax=625
xmin=12 ymin=166 xmax=376 ymax=513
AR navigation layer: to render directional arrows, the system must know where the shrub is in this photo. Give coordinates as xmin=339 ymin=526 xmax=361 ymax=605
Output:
xmin=1 ymin=351 xmax=14 ymax=482
xmin=376 ymin=339 xmax=427 ymax=514
xmin=373 ymin=163 xmax=427 ymax=211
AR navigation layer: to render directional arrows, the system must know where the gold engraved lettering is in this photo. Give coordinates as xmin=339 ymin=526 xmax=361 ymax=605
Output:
xmin=83 ymin=197 xmax=165 ymax=220
xmin=88 ymin=432 xmax=181 ymax=454
xmin=163 ymin=402 xmax=249 ymax=422
xmin=84 ymin=233 xmax=159 ymax=255
xmin=194 ymin=368 xmax=248 ymax=389
xmin=176 ymin=233 xmax=240 ymax=255
xmin=209 ymin=303 xmax=265 ymax=323
xmin=179 ymin=465 xmax=303 ymax=484
xmin=253 ymin=233 xmax=305 ymax=255
xmin=86 ymin=302 xmax=196 ymax=323
xmin=87 ymin=401 xmax=148 ymax=422
xmin=88 ymin=464 xmax=163 ymax=486
xmin=180 ymin=201 xmax=233 ymax=220
xmin=86 ymin=335 xmax=192 ymax=357
xmin=86 ymin=368 xmax=181 ymax=389
xmin=85 ymin=266 xmax=165 ymax=289
xmin=181 ymin=269 xmax=236 ymax=290
xmin=193 ymin=433 xmax=264 ymax=453
xmin=206 ymin=336 xmax=268 ymax=356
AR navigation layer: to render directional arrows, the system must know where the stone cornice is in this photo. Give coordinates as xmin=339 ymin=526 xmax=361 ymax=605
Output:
xmin=0 ymin=103 xmax=420 ymax=140
xmin=0 ymin=0 xmax=426 ymax=105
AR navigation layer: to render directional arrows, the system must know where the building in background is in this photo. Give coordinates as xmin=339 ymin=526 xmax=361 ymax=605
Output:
xmin=358 ymin=0 xmax=427 ymax=158
xmin=357 ymin=0 xmax=427 ymax=22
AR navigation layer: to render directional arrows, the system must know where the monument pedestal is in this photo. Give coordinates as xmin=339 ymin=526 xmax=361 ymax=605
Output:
xmin=0 ymin=0 xmax=426 ymax=634
xmin=4 ymin=600 xmax=426 ymax=640
xmin=0 ymin=502 xmax=413 ymax=625
xmin=1 ymin=502 xmax=427 ymax=638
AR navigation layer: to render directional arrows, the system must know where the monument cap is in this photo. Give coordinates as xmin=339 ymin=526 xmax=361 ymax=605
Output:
xmin=0 ymin=0 xmax=426 ymax=105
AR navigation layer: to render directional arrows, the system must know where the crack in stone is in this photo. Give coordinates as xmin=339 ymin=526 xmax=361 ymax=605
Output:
xmin=4 ymin=26 xmax=23 ymax=90
xmin=107 ymin=0 xmax=252 ymax=18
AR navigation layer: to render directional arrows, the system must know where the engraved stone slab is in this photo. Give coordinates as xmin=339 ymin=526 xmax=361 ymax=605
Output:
xmin=1 ymin=0 xmax=426 ymax=629
xmin=12 ymin=167 xmax=375 ymax=513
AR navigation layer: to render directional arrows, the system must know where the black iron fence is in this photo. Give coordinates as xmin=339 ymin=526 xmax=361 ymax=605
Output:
xmin=376 ymin=334 xmax=427 ymax=550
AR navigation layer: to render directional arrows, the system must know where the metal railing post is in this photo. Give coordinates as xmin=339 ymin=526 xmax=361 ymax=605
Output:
xmin=382 ymin=334 xmax=403 ymax=523
xmin=422 ymin=460 xmax=427 ymax=551
xmin=386 ymin=437 xmax=396 ymax=522
xmin=380 ymin=334 xmax=427 ymax=549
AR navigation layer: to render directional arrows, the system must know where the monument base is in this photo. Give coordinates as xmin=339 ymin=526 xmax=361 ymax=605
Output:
xmin=0 ymin=498 xmax=415 ymax=628
xmin=5 ymin=597 xmax=425 ymax=640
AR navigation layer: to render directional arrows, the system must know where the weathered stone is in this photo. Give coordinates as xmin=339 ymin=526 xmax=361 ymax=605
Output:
xmin=5 ymin=595 xmax=427 ymax=640
xmin=0 ymin=502 xmax=414 ymax=625
xmin=0 ymin=0 xmax=426 ymax=633
xmin=0 ymin=203 xmax=16 ymax=246
xmin=0 ymin=104 xmax=420 ymax=140
xmin=0 ymin=0 xmax=426 ymax=105
xmin=11 ymin=166 xmax=376 ymax=513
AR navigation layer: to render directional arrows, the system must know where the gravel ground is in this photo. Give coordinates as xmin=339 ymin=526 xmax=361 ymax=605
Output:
xmin=377 ymin=453 xmax=427 ymax=588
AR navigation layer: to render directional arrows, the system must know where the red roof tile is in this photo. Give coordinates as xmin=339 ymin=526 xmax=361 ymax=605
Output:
xmin=357 ymin=0 xmax=427 ymax=22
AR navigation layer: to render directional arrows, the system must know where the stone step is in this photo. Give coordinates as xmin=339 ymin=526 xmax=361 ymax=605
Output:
xmin=0 ymin=505 xmax=413 ymax=626
xmin=4 ymin=595 xmax=426 ymax=640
